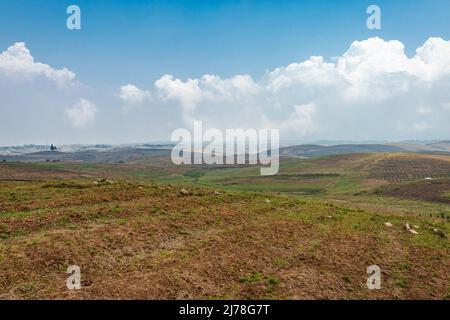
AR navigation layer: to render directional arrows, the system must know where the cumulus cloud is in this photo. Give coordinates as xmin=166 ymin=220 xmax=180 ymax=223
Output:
xmin=0 ymin=42 xmax=75 ymax=86
xmin=0 ymin=42 xmax=98 ymax=144
xmin=152 ymin=74 xmax=260 ymax=124
xmin=118 ymin=84 xmax=151 ymax=104
xmin=119 ymin=37 xmax=450 ymax=141
xmin=65 ymin=99 xmax=97 ymax=128
xmin=117 ymin=84 xmax=152 ymax=114
xmin=278 ymin=103 xmax=317 ymax=135
xmin=155 ymin=74 xmax=259 ymax=109
xmin=266 ymin=37 xmax=450 ymax=102
xmin=148 ymin=38 xmax=450 ymax=139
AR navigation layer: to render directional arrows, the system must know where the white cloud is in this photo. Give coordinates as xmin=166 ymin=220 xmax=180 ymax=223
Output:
xmin=153 ymin=74 xmax=260 ymax=124
xmin=120 ymin=37 xmax=450 ymax=140
xmin=413 ymin=37 xmax=450 ymax=80
xmin=155 ymin=74 xmax=259 ymax=108
xmin=65 ymin=99 xmax=97 ymax=128
xmin=0 ymin=42 xmax=96 ymax=144
xmin=265 ymin=37 xmax=450 ymax=102
xmin=118 ymin=84 xmax=151 ymax=104
xmin=277 ymin=103 xmax=317 ymax=135
xmin=0 ymin=42 xmax=75 ymax=86
xmin=117 ymin=84 xmax=152 ymax=114
xmin=266 ymin=56 xmax=340 ymax=92
xmin=155 ymin=75 xmax=203 ymax=110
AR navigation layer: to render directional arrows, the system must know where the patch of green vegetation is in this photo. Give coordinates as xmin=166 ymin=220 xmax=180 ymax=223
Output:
xmin=342 ymin=276 xmax=352 ymax=284
xmin=183 ymin=171 xmax=206 ymax=179
xmin=396 ymin=276 xmax=409 ymax=288
xmin=239 ymin=272 xmax=280 ymax=293
xmin=239 ymin=272 xmax=264 ymax=284
xmin=18 ymin=283 xmax=37 ymax=295
xmin=266 ymin=275 xmax=280 ymax=286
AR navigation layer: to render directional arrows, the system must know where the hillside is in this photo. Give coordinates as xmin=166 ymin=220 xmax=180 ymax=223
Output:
xmin=280 ymin=144 xmax=405 ymax=157
xmin=0 ymin=178 xmax=448 ymax=299
xmin=0 ymin=158 xmax=449 ymax=299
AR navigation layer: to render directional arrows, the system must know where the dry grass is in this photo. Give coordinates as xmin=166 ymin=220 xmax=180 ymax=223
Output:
xmin=0 ymin=176 xmax=448 ymax=300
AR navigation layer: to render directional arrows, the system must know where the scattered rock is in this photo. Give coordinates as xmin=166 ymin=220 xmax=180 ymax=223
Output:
xmin=94 ymin=178 xmax=114 ymax=185
xmin=384 ymin=222 xmax=393 ymax=227
xmin=432 ymin=228 xmax=446 ymax=238
xmin=326 ymin=215 xmax=333 ymax=219
xmin=180 ymin=188 xmax=190 ymax=195
xmin=213 ymin=191 xmax=222 ymax=195
xmin=413 ymin=225 xmax=420 ymax=229
xmin=405 ymin=222 xmax=419 ymax=234
xmin=265 ymin=199 xmax=271 ymax=203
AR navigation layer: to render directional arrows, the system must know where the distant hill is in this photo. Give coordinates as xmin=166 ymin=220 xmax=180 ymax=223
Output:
xmin=390 ymin=141 xmax=450 ymax=153
xmin=2 ymin=141 xmax=450 ymax=163
xmin=26 ymin=151 xmax=66 ymax=156
xmin=0 ymin=148 xmax=171 ymax=163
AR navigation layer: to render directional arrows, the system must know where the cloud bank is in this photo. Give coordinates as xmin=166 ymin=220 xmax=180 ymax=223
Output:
xmin=121 ymin=37 xmax=450 ymax=141
xmin=0 ymin=42 xmax=96 ymax=145
xmin=65 ymin=98 xmax=97 ymax=128
xmin=0 ymin=42 xmax=75 ymax=87
xmin=1 ymin=37 xmax=450 ymax=145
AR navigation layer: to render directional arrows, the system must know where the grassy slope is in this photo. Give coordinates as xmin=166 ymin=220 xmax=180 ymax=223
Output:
xmin=0 ymin=153 xmax=449 ymax=299
xmin=0 ymin=179 xmax=448 ymax=299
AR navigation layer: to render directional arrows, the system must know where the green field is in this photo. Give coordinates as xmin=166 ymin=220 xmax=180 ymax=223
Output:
xmin=0 ymin=152 xmax=449 ymax=299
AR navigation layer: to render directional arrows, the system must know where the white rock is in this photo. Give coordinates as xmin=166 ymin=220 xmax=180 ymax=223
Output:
xmin=385 ymin=222 xmax=393 ymax=227
xmin=432 ymin=228 xmax=446 ymax=238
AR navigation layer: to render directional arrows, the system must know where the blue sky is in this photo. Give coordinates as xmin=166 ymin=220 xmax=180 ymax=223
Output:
xmin=1 ymin=0 xmax=450 ymax=145
xmin=1 ymin=0 xmax=449 ymax=87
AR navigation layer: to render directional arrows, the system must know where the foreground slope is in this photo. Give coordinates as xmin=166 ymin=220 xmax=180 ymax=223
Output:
xmin=0 ymin=171 xmax=448 ymax=299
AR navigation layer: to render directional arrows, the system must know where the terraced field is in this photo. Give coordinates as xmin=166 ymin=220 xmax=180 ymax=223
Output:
xmin=367 ymin=154 xmax=450 ymax=182
xmin=377 ymin=179 xmax=450 ymax=204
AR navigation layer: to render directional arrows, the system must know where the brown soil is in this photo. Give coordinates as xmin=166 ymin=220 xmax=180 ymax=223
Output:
xmin=379 ymin=179 xmax=450 ymax=204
